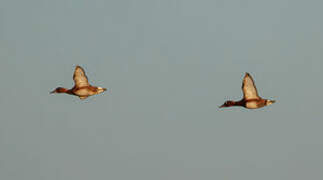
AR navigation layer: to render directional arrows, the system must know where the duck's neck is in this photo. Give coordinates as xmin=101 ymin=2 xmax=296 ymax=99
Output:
xmin=229 ymin=100 xmax=245 ymax=107
xmin=56 ymin=87 xmax=73 ymax=94
xmin=236 ymin=100 xmax=245 ymax=106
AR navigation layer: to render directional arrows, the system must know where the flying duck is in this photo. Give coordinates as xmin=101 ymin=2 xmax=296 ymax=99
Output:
xmin=50 ymin=65 xmax=107 ymax=99
xmin=220 ymin=73 xmax=275 ymax=109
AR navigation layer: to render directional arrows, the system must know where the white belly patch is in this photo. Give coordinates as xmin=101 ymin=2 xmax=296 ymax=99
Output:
xmin=246 ymin=101 xmax=259 ymax=109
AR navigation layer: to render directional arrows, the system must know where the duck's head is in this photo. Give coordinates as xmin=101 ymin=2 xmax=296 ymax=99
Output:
xmin=50 ymin=87 xmax=68 ymax=94
xmin=219 ymin=100 xmax=236 ymax=108
xmin=265 ymin=99 xmax=276 ymax=106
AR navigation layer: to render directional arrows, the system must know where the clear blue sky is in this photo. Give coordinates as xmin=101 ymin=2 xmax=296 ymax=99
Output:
xmin=1 ymin=0 xmax=323 ymax=179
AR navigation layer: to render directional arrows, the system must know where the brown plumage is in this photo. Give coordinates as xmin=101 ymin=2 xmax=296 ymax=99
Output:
xmin=220 ymin=73 xmax=275 ymax=109
xmin=50 ymin=65 xmax=107 ymax=99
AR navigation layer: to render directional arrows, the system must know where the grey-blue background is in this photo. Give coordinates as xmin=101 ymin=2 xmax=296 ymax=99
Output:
xmin=1 ymin=0 xmax=322 ymax=179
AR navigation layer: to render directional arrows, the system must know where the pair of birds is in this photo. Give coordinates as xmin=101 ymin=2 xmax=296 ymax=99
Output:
xmin=51 ymin=66 xmax=275 ymax=109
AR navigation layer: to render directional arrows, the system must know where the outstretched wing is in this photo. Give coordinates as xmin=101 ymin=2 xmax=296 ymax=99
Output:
xmin=73 ymin=66 xmax=90 ymax=87
xmin=242 ymin=73 xmax=260 ymax=100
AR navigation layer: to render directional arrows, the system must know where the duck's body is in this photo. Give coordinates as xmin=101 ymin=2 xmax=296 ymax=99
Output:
xmin=51 ymin=66 xmax=107 ymax=99
xmin=245 ymin=99 xmax=267 ymax=109
xmin=220 ymin=73 xmax=275 ymax=109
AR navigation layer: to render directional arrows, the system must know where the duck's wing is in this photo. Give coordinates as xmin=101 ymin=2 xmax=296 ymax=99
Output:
xmin=242 ymin=73 xmax=260 ymax=100
xmin=79 ymin=96 xmax=88 ymax=100
xmin=73 ymin=66 xmax=90 ymax=88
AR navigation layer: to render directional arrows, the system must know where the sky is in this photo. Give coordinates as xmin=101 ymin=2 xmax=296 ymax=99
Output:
xmin=0 ymin=0 xmax=323 ymax=179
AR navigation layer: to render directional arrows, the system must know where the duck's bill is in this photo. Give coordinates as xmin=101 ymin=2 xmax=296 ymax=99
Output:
xmin=50 ymin=90 xmax=56 ymax=94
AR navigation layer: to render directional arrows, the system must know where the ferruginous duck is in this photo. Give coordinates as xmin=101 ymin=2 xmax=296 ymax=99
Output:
xmin=220 ymin=73 xmax=275 ymax=109
xmin=50 ymin=65 xmax=107 ymax=99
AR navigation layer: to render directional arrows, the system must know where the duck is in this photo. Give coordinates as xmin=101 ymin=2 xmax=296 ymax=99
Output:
xmin=50 ymin=65 xmax=107 ymax=99
xmin=219 ymin=72 xmax=275 ymax=109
